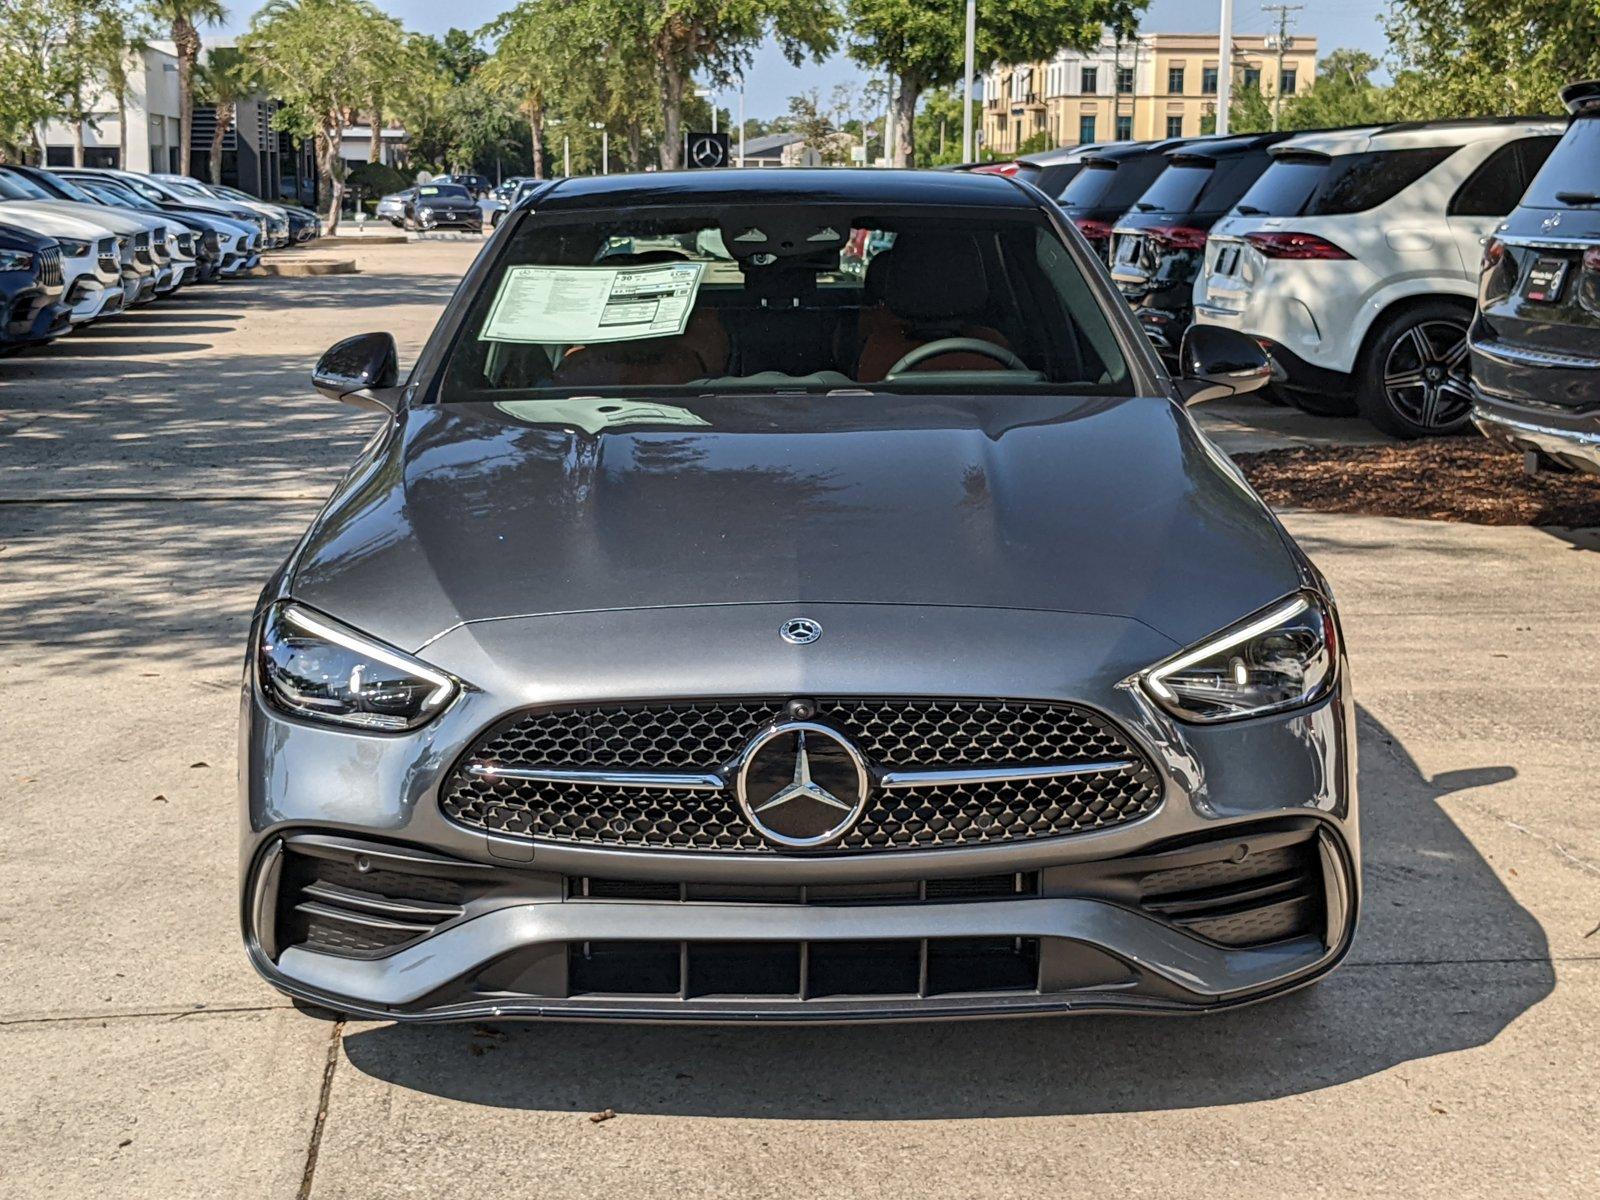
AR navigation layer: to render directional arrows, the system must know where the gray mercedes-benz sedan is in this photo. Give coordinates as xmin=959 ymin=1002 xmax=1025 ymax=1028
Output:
xmin=241 ymin=169 xmax=1357 ymax=1022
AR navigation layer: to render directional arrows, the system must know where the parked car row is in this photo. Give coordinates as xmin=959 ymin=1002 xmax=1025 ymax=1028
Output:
xmin=988 ymin=106 xmax=1591 ymax=440
xmin=0 ymin=166 xmax=319 ymax=356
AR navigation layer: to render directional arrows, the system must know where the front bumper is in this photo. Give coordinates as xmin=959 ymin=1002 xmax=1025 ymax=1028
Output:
xmin=66 ymin=278 xmax=124 ymax=324
xmin=241 ymin=603 xmax=1360 ymax=1022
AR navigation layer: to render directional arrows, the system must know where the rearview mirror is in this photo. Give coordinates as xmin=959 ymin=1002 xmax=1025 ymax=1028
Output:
xmin=313 ymin=332 xmax=400 ymax=410
xmin=1175 ymin=325 xmax=1272 ymax=406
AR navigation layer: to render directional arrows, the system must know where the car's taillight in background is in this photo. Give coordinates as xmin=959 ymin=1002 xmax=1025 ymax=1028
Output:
xmin=1479 ymin=236 xmax=1520 ymax=306
xmin=1243 ymin=231 xmax=1353 ymax=260
xmin=1145 ymin=224 xmax=1209 ymax=251
xmin=1581 ymin=246 xmax=1600 ymax=315
xmin=1074 ymin=217 xmax=1114 ymax=245
xmin=974 ymin=162 xmax=1020 ymax=177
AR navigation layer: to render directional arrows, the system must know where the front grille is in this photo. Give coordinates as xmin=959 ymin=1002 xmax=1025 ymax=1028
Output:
xmin=97 ymin=237 xmax=118 ymax=275
xmin=442 ymin=698 xmax=1162 ymax=854
xmin=37 ymin=247 xmax=62 ymax=288
xmin=567 ymin=937 xmax=1041 ymax=999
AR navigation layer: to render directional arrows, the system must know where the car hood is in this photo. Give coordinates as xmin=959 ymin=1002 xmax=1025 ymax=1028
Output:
xmin=26 ymin=200 xmax=162 ymax=237
xmin=288 ymin=393 xmax=1308 ymax=652
xmin=0 ymin=202 xmax=117 ymax=239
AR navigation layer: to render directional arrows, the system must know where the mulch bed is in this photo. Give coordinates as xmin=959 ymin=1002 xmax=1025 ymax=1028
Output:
xmin=1234 ymin=437 xmax=1600 ymax=527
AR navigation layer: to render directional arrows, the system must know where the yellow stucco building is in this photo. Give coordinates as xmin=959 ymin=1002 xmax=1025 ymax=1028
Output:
xmin=981 ymin=32 xmax=1320 ymax=158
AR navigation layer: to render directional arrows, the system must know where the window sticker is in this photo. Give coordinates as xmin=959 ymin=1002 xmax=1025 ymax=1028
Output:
xmin=480 ymin=262 xmax=705 ymax=344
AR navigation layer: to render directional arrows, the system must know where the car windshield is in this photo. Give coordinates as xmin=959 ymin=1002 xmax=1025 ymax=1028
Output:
xmin=0 ymin=172 xmax=56 ymax=201
xmin=419 ymin=184 xmax=471 ymax=199
xmin=436 ymin=205 xmax=1131 ymax=401
xmin=81 ymin=180 xmax=158 ymax=210
xmin=1234 ymin=147 xmax=1458 ymax=216
xmin=1060 ymin=154 xmax=1171 ymax=211
xmin=160 ymin=178 xmax=209 ymax=197
xmin=1520 ymin=117 xmax=1600 ymax=209
xmin=37 ymin=173 xmax=98 ymax=203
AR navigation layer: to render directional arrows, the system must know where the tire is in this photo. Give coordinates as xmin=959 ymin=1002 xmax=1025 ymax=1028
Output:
xmin=1355 ymin=300 xmax=1475 ymax=439
xmin=1280 ymin=385 xmax=1358 ymax=417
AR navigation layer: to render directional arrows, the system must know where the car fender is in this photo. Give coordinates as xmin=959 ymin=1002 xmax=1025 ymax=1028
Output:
xmin=1336 ymin=273 xmax=1478 ymax=374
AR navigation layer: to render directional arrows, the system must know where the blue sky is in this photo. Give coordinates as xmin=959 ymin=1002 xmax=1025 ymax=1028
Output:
xmin=215 ymin=0 xmax=1393 ymax=120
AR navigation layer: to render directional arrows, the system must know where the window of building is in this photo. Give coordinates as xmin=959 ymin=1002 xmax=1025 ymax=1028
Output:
xmin=1243 ymin=66 xmax=1262 ymax=91
xmin=1166 ymin=115 xmax=1184 ymax=138
xmin=1167 ymin=66 xmax=1185 ymax=94
xmin=1201 ymin=66 xmax=1219 ymax=95
xmin=1081 ymin=66 xmax=1098 ymax=94
xmin=1280 ymin=68 xmax=1297 ymax=96
xmin=1116 ymin=67 xmax=1134 ymax=94
xmin=1078 ymin=114 xmax=1097 ymax=144
xmin=1115 ymin=114 xmax=1133 ymax=141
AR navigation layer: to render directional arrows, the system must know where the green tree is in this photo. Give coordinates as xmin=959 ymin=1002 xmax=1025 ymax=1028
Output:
xmin=242 ymin=0 xmax=405 ymax=231
xmin=0 ymin=0 xmax=69 ymax=162
xmin=1201 ymin=82 xmax=1273 ymax=134
xmin=913 ymin=85 xmax=978 ymax=165
xmin=847 ymin=0 xmax=1128 ymax=167
xmin=148 ymin=0 xmax=227 ymax=175
xmin=1280 ymin=48 xmax=1394 ymax=130
xmin=1385 ymin=0 xmax=1600 ymax=118
xmin=194 ymin=45 xmax=260 ymax=182
xmin=645 ymin=1 xmax=838 ymax=168
xmin=85 ymin=3 xmax=154 ymax=168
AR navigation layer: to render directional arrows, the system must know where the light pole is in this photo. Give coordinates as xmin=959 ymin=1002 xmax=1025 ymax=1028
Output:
xmin=962 ymin=0 xmax=977 ymax=162
xmin=590 ymin=123 xmax=608 ymax=174
xmin=1216 ymin=0 xmax=1234 ymax=136
xmin=737 ymin=73 xmax=746 ymax=167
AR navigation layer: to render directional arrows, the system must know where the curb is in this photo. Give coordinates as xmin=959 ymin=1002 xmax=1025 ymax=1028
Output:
xmin=248 ymin=259 xmax=359 ymax=277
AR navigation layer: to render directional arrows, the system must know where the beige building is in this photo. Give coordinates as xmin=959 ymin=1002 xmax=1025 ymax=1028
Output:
xmin=982 ymin=32 xmax=1319 ymax=158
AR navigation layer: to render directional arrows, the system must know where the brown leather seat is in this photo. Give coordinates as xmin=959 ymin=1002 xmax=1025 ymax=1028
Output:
xmin=854 ymin=235 xmax=1011 ymax=383
xmin=552 ymin=249 xmax=729 ymax=386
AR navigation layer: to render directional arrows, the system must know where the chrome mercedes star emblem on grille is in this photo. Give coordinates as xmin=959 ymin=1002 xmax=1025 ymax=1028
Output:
xmin=734 ymin=721 xmax=869 ymax=848
xmin=780 ymin=617 xmax=822 ymax=645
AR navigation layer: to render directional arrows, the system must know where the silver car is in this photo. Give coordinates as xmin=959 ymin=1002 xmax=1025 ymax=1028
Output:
xmin=242 ymin=169 xmax=1357 ymax=1022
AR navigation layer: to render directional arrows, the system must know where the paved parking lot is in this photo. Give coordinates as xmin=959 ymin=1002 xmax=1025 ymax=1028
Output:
xmin=2 ymin=241 xmax=1596 ymax=1198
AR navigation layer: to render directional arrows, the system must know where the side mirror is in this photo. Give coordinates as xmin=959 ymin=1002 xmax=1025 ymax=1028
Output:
xmin=313 ymin=332 xmax=400 ymax=410
xmin=1175 ymin=325 xmax=1273 ymax=406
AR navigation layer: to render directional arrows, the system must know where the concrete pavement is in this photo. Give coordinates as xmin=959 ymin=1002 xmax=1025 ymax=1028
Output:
xmin=2 ymin=241 xmax=1596 ymax=1199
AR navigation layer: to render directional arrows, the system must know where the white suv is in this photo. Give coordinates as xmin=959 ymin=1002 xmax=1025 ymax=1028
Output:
xmin=1194 ymin=119 xmax=1564 ymax=436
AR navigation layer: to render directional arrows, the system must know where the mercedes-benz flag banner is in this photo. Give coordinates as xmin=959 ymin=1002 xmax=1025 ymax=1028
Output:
xmin=684 ymin=131 xmax=731 ymax=169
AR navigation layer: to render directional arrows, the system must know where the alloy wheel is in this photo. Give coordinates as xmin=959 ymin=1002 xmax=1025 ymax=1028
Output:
xmin=1380 ymin=319 xmax=1473 ymax=430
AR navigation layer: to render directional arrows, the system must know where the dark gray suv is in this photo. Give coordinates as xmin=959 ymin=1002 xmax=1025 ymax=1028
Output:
xmin=240 ymin=169 xmax=1357 ymax=1022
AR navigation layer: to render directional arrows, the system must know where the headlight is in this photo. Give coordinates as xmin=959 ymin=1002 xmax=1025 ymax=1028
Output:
xmin=59 ymin=238 xmax=93 ymax=257
xmin=0 ymin=249 xmax=32 ymax=271
xmin=1142 ymin=592 xmax=1336 ymax=723
xmin=257 ymin=602 xmax=458 ymax=732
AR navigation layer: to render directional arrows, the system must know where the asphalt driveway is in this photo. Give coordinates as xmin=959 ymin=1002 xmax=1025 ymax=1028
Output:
xmin=1 ymin=241 xmax=1595 ymax=1199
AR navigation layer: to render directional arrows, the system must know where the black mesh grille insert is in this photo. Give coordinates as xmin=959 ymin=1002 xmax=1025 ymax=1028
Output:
xmin=1139 ymin=836 xmax=1325 ymax=948
xmin=442 ymin=698 xmax=1162 ymax=853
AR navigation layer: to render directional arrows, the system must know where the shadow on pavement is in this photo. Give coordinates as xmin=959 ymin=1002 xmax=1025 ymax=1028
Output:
xmin=342 ymin=706 xmax=1551 ymax=1118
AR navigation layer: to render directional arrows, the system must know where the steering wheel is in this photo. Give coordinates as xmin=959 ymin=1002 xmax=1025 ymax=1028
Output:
xmin=885 ymin=337 xmax=1028 ymax=377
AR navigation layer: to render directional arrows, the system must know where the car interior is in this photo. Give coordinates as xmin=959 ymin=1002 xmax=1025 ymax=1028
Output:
xmin=439 ymin=208 xmax=1132 ymax=399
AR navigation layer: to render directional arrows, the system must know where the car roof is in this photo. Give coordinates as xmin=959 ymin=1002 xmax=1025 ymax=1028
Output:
xmin=1271 ymin=118 xmax=1565 ymax=158
xmin=1170 ymin=130 xmax=1298 ymax=160
xmin=534 ymin=168 xmax=1038 ymax=211
xmin=1079 ymin=136 xmax=1209 ymax=166
xmin=1015 ymin=143 xmax=1107 ymax=167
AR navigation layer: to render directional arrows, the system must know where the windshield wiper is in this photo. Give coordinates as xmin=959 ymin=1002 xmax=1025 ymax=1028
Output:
xmin=1555 ymin=190 xmax=1600 ymax=206
xmin=1234 ymin=204 xmax=1266 ymax=216
xmin=1132 ymin=202 xmax=1158 ymax=211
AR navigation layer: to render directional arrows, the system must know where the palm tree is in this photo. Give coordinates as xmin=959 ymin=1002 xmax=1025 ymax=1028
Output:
xmin=149 ymin=0 xmax=228 ymax=175
xmin=195 ymin=47 xmax=261 ymax=183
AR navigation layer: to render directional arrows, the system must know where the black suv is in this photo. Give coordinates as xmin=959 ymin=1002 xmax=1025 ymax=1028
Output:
xmin=1471 ymin=82 xmax=1600 ymax=474
xmin=1056 ymin=138 xmax=1200 ymax=262
xmin=1110 ymin=132 xmax=1293 ymax=361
